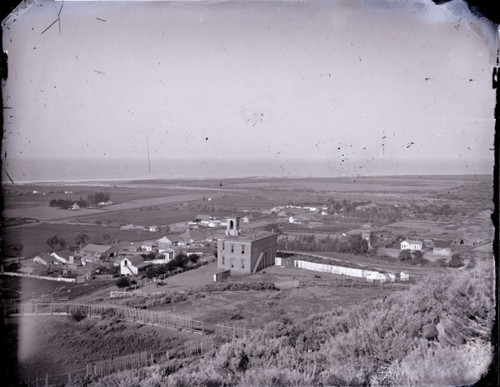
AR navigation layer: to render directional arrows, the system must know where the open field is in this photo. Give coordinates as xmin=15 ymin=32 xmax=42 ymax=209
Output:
xmin=224 ymin=175 xmax=490 ymax=193
xmin=72 ymin=207 xmax=200 ymax=226
xmin=2 ymin=192 xmax=211 ymax=222
xmin=146 ymin=264 xmax=402 ymax=329
xmin=2 ymin=222 xmax=165 ymax=258
xmin=0 ymin=276 xmax=116 ymax=302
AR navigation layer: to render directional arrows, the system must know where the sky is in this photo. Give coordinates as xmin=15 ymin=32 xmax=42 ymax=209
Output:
xmin=1 ymin=0 xmax=497 ymax=180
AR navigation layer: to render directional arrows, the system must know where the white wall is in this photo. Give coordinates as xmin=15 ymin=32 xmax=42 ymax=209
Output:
xmin=293 ymin=259 xmax=397 ymax=282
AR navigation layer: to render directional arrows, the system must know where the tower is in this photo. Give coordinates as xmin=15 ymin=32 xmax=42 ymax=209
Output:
xmin=226 ymin=217 xmax=241 ymax=236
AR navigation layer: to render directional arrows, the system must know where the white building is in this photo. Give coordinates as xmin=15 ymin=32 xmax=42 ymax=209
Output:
xmin=400 ymin=239 xmax=423 ymax=251
xmin=120 ymin=256 xmax=147 ymax=276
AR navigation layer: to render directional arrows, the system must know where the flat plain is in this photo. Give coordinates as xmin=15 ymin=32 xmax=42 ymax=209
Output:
xmin=1 ymin=174 xmax=494 ymax=385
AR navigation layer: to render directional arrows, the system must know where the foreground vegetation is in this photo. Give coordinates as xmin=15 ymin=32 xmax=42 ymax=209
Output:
xmin=82 ymin=264 xmax=494 ymax=386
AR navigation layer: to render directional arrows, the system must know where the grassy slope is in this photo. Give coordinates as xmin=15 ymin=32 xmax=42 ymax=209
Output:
xmin=91 ymin=262 xmax=495 ymax=387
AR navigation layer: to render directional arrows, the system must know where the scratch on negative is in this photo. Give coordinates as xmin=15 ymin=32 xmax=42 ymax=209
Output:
xmin=41 ymin=4 xmax=64 ymax=35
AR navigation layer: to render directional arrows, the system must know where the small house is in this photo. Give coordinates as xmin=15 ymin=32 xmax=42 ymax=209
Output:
xmin=33 ymin=253 xmax=53 ymax=266
xmin=194 ymin=214 xmax=212 ymax=222
xmin=400 ymin=239 xmax=423 ymax=251
xmin=158 ymin=235 xmax=185 ymax=249
xmin=50 ymin=251 xmax=73 ymax=264
xmin=120 ymin=256 xmax=148 ymax=276
xmin=180 ymin=229 xmax=209 ymax=245
xmin=80 ymin=244 xmax=117 ymax=260
xmin=141 ymin=240 xmax=157 ymax=252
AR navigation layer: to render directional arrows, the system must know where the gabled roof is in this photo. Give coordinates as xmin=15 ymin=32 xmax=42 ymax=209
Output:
xmin=158 ymin=235 xmax=184 ymax=244
xmin=223 ymin=231 xmax=276 ymax=243
xmin=141 ymin=240 xmax=157 ymax=247
xmin=33 ymin=253 xmax=52 ymax=264
xmin=402 ymin=239 xmax=423 ymax=245
xmin=180 ymin=229 xmax=208 ymax=241
xmin=81 ymin=244 xmax=113 ymax=254
xmin=51 ymin=251 xmax=73 ymax=260
xmin=121 ymin=255 xmax=145 ymax=266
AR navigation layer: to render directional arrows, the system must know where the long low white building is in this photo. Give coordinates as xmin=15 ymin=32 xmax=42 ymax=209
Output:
xmin=281 ymin=259 xmax=400 ymax=283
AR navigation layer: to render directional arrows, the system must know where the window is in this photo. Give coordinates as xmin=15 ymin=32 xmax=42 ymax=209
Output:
xmin=222 ymin=256 xmax=225 ymax=265
xmin=241 ymin=244 xmax=245 ymax=254
xmin=241 ymin=259 xmax=245 ymax=269
xmin=222 ymin=242 xmax=225 ymax=250
xmin=231 ymin=244 xmax=234 ymax=253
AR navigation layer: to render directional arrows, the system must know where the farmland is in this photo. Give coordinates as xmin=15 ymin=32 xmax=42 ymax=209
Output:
xmin=1 ymin=174 xmax=494 ymax=386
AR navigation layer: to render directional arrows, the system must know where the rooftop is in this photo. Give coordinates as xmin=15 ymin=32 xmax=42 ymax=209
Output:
xmin=222 ymin=231 xmax=276 ymax=243
xmin=81 ymin=244 xmax=113 ymax=254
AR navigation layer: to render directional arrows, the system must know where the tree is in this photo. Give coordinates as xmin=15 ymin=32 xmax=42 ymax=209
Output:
xmin=398 ymin=249 xmax=412 ymax=261
xmin=115 ymin=276 xmax=131 ymax=288
xmin=174 ymin=253 xmax=189 ymax=269
xmin=448 ymin=254 xmax=464 ymax=268
xmin=74 ymin=233 xmax=90 ymax=249
xmin=87 ymin=194 xmax=96 ymax=207
xmin=46 ymin=235 xmax=67 ymax=251
xmin=189 ymin=254 xmax=200 ymax=264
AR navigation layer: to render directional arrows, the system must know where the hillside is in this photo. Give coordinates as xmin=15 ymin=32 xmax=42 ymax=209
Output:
xmin=76 ymin=263 xmax=494 ymax=386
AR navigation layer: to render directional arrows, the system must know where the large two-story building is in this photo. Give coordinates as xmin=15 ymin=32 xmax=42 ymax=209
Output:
xmin=217 ymin=217 xmax=277 ymax=274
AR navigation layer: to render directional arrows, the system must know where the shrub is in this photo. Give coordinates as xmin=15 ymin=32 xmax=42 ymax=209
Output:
xmin=448 ymin=254 xmax=464 ymax=268
xmin=115 ymin=276 xmax=131 ymax=288
xmin=70 ymin=309 xmax=87 ymax=322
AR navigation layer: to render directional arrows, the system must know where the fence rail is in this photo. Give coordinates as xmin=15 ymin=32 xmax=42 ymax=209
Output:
xmin=88 ymin=351 xmax=152 ymax=377
xmin=4 ymin=302 xmax=204 ymax=334
xmin=215 ymin=323 xmax=254 ymax=339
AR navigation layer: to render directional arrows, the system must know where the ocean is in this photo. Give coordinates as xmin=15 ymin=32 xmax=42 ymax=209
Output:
xmin=1 ymin=157 xmax=493 ymax=184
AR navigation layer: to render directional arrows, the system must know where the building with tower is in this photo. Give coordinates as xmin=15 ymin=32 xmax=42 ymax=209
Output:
xmin=217 ymin=217 xmax=278 ymax=274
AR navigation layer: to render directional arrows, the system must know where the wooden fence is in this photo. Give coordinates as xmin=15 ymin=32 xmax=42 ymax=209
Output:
xmin=4 ymin=302 xmax=204 ymax=334
xmin=1 ymin=271 xmax=76 ymax=283
xmin=314 ymin=278 xmax=410 ymax=291
xmin=87 ymin=351 xmax=152 ymax=377
xmin=215 ymin=323 xmax=254 ymax=339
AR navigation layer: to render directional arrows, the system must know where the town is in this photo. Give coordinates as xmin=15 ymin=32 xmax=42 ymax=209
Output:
xmin=1 ymin=174 xmax=494 ymax=386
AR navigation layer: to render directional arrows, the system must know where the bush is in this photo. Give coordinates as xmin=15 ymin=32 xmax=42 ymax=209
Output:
xmin=70 ymin=309 xmax=87 ymax=322
xmin=116 ymin=276 xmax=131 ymax=288
xmin=398 ymin=249 xmax=412 ymax=261
xmin=448 ymin=254 xmax=464 ymax=268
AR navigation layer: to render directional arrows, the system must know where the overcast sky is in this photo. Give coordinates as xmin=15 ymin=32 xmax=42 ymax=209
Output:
xmin=1 ymin=0 xmax=497 ymax=180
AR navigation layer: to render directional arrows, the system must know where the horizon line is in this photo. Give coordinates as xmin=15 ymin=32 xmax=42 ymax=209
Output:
xmin=2 ymin=172 xmax=493 ymax=186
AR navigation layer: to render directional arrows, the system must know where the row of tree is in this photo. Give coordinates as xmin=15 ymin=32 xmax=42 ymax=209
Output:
xmin=398 ymin=249 xmax=470 ymax=268
xmin=49 ymin=192 xmax=111 ymax=209
xmin=46 ymin=232 xmax=111 ymax=251
xmin=144 ymin=254 xmax=200 ymax=279
xmin=277 ymin=233 xmax=371 ymax=255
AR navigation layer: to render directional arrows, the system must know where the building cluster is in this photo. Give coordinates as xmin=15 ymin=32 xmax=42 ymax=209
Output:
xmin=399 ymin=238 xmax=452 ymax=257
xmin=26 ymin=226 xmax=222 ymax=281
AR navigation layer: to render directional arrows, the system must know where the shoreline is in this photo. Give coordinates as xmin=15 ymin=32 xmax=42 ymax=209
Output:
xmin=0 ymin=172 xmax=492 ymax=186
